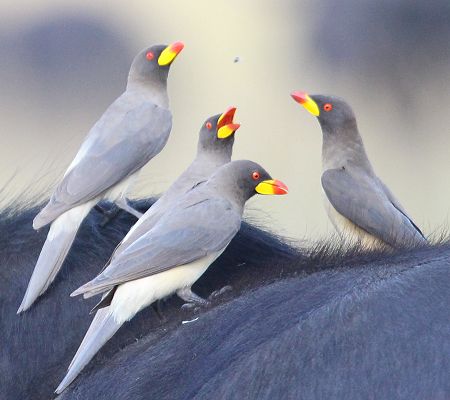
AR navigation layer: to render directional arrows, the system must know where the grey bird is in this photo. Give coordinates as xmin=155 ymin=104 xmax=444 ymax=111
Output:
xmin=291 ymin=91 xmax=426 ymax=249
xmin=114 ymin=106 xmax=240 ymax=254
xmin=55 ymin=160 xmax=288 ymax=393
xmin=17 ymin=42 xmax=184 ymax=313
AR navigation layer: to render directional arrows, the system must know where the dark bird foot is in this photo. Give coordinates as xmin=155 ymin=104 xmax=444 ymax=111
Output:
xmin=208 ymin=285 xmax=233 ymax=301
xmin=180 ymin=302 xmax=203 ymax=312
xmin=179 ymin=286 xmax=233 ymax=311
xmin=177 ymin=287 xmax=209 ymax=312
xmin=94 ymin=204 xmax=122 ymax=227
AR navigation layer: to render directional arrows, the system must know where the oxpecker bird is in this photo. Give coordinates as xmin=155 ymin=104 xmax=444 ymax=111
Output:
xmin=18 ymin=42 xmax=184 ymax=313
xmin=114 ymin=106 xmax=240 ymax=254
xmin=55 ymin=160 xmax=288 ymax=393
xmin=291 ymin=91 xmax=426 ymax=249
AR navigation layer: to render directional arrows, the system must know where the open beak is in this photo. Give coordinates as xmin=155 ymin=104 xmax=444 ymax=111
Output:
xmin=255 ymin=179 xmax=289 ymax=195
xmin=158 ymin=41 xmax=185 ymax=66
xmin=290 ymin=91 xmax=320 ymax=116
xmin=217 ymin=106 xmax=240 ymax=139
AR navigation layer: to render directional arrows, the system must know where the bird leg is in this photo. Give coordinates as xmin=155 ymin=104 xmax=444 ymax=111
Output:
xmin=115 ymin=197 xmax=144 ymax=219
xmin=94 ymin=204 xmax=122 ymax=227
xmin=152 ymin=298 xmax=168 ymax=322
xmin=177 ymin=287 xmax=209 ymax=310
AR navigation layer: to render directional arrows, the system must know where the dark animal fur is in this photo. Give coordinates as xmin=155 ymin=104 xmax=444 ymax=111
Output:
xmin=1 ymin=199 xmax=448 ymax=399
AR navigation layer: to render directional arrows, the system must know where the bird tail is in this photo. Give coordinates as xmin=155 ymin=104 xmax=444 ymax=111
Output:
xmin=17 ymin=203 xmax=92 ymax=313
xmin=55 ymin=307 xmax=122 ymax=394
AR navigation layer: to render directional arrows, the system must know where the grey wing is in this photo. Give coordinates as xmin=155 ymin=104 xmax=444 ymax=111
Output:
xmin=43 ymin=102 xmax=172 ymax=218
xmin=322 ymin=168 xmax=426 ymax=247
xmin=376 ymin=177 xmax=425 ymax=238
xmin=111 ymin=200 xmax=165 ymax=257
xmin=112 ymin=165 xmax=210 ymax=256
xmin=73 ymin=196 xmax=241 ymax=297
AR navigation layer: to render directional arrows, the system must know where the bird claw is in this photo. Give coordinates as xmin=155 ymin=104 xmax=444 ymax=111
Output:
xmin=180 ymin=286 xmax=232 ymax=312
xmin=95 ymin=204 xmax=122 ymax=227
xmin=181 ymin=303 xmax=203 ymax=313
xmin=208 ymin=285 xmax=233 ymax=300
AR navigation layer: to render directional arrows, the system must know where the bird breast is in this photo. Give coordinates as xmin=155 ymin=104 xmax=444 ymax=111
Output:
xmin=109 ymin=250 xmax=224 ymax=324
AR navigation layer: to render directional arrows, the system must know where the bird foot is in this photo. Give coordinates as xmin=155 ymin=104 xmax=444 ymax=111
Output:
xmin=177 ymin=287 xmax=209 ymax=312
xmin=208 ymin=285 xmax=233 ymax=300
xmin=180 ymin=286 xmax=233 ymax=312
xmin=95 ymin=204 xmax=122 ymax=227
xmin=180 ymin=302 xmax=203 ymax=312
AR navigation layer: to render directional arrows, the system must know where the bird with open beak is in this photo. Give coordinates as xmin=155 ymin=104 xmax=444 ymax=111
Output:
xmin=291 ymin=91 xmax=426 ymax=249
xmin=18 ymin=42 xmax=184 ymax=313
xmin=55 ymin=160 xmax=288 ymax=393
xmin=112 ymin=106 xmax=240 ymax=253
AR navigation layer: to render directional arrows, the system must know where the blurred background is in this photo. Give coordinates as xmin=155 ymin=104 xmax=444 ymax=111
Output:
xmin=0 ymin=0 xmax=449 ymax=241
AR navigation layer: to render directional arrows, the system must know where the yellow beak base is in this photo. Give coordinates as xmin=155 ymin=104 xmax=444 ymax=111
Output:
xmin=158 ymin=41 xmax=184 ymax=66
xmin=217 ymin=123 xmax=240 ymax=139
xmin=291 ymin=91 xmax=320 ymax=116
xmin=255 ymin=179 xmax=289 ymax=195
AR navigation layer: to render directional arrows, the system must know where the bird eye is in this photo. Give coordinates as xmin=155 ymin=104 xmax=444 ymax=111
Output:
xmin=252 ymin=171 xmax=260 ymax=180
xmin=323 ymin=103 xmax=333 ymax=112
xmin=206 ymin=122 xmax=212 ymax=130
xmin=146 ymin=51 xmax=154 ymax=61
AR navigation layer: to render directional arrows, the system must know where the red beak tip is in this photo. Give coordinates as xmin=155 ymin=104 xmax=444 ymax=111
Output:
xmin=172 ymin=41 xmax=185 ymax=52
xmin=225 ymin=106 xmax=237 ymax=118
xmin=274 ymin=180 xmax=289 ymax=195
xmin=290 ymin=91 xmax=307 ymax=104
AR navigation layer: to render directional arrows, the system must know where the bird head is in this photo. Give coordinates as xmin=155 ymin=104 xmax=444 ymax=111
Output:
xmin=198 ymin=107 xmax=240 ymax=154
xmin=128 ymin=42 xmax=184 ymax=86
xmin=291 ymin=91 xmax=357 ymax=131
xmin=210 ymin=160 xmax=288 ymax=203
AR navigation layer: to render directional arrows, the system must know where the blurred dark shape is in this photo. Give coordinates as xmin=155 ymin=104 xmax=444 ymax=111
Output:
xmin=0 ymin=15 xmax=134 ymax=112
xmin=311 ymin=0 xmax=450 ymax=100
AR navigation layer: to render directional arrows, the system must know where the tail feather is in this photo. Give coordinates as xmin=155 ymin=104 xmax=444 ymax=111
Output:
xmin=17 ymin=203 xmax=93 ymax=313
xmin=55 ymin=307 xmax=122 ymax=394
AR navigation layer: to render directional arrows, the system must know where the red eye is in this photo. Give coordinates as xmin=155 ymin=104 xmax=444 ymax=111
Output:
xmin=323 ymin=103 xmax=333 ymax=112
xmin=146 ymin=51 xmax=154 ymax=61
xmin=252 ymin=171 xmax=260 ymax=180
xmin=206 ymin=122 xmax=212 ymax=130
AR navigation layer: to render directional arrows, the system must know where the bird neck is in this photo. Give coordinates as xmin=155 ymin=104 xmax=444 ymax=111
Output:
xmin=321 ymin=125 xmax=374 ymax=173
xmin=126 ymin=78 xmax=169 ymax=109
xmin=205 ymin=178 xmax=247 ymax=213
xmin=195 ymin=144 xmax=233 ymax=166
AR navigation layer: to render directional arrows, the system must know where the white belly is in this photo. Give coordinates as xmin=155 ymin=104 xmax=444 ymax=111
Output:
xmin=322 ymin=192 xmax=386 ymax=249
xmin=110 ymin=251 xmax=224 ymax=324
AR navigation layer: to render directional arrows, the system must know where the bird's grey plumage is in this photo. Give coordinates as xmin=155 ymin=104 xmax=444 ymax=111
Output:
xmin=19 ymin=44 xmax=181 ymax=313
xmin=57 ymin=160 xmax=282 ymax=393
xmin=112 ymin=112 xmax=236 ymax=255
xmin=294 ymin=93 xmax=426 ymax=248
xmin=322 ymin=165 xmax=425 ymax=247
xmin=73 ymin=189 xmax=242 ymax=298
xmin=34 ymin=101 xmax=171 ymax=228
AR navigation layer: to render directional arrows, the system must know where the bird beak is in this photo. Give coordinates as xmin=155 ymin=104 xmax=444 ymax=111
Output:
xmin=290 ymin=91 xmax=320 ymax=116
xmin=158 ymin=41 xmax=185 ymax=66
xmin=217 ymin=106 xmax=240 ymax=139
xmin=255 ymin=179 xmax=289 ymax=195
